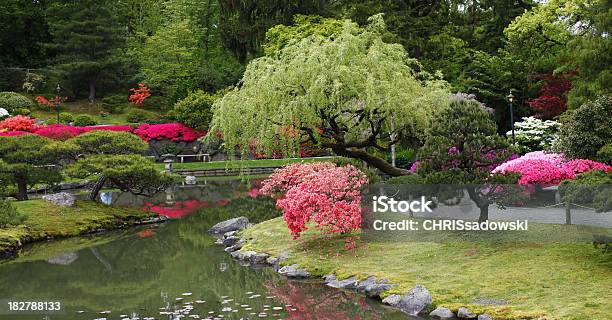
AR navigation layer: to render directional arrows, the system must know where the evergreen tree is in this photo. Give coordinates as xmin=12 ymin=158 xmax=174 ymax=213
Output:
xmin=46 ymin=0 xmax=123 ymax=102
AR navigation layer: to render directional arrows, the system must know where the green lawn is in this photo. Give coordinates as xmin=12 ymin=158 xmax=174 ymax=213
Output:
xmin=160 ymin=156 xmax=337 ymax=171
xmin=30 ymin=99 xmax=162 ymax=125
xmin=240 ymin=217 xmax=612 ymax=320
xmin=0 ymin=200 xmax=156 ymax=257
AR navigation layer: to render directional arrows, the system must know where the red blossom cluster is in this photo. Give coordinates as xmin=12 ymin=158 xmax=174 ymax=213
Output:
xmin=0 ymin=115 xmax=37 ymax=132
xmin=526 ymin=73 xmax=574 ymax=119
xmin=129 ymin=83 xmax=151 ymax=107
xmin=261 ymin=162 xmax=368 ymax=240
xmin=133 ymin=123 xmax=207 ymax=142
xmin=0 ymin=120 xmax=134 ymax=140
xmin=35 ymin=95 xmax=67 ymax=109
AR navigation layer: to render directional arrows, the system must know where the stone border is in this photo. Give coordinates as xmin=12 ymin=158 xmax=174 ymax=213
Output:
xmin=209 ymin=217 xmax=512 ymax=320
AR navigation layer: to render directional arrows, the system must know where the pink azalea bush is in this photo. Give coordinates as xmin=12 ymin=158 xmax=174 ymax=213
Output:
xmin=492 ymin=151 xmax=611 ymax=185
xmin=32 ymin=124 xmax=82 ymax=140
xmin=261 ymin=162 xmax=368 ymax=239
xmin=134 ymin=123 xmax=206 ymax=142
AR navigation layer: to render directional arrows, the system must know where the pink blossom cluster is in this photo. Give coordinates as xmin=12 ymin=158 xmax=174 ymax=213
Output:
xmin=261 ymin=162 xmax=368 ymax=239
xmin=492 ymin=151 xmax=611 ymax=185
xmin=0 ymin=115 xmax=36 ymax=132
xmin=133 ymin=123 xmax=206 ymax=142
xmin=0 ymin=124 xmax=134 ymax=140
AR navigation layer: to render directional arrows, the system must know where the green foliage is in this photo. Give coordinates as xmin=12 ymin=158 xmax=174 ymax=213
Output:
xmin=59 ymin=112 xmax=74 ymax=124
xmin=101 ymin=94 xmax=126 ymax=106
xmin=211 ymin=15 xmax=449 ymax=176
xmin=71 ymin=130 xmax=147 ymax=155
xmin=0 ymin=92 xmax=34 ymax=113
xmin=0 ymin=135 xmax=66 ymax=200
xmin=126 ymin=109 xmax=157 ymax=123
xmin=169 ymin=90 xmax=217 ymax=130
xmin=66 ymin=154 xmax=178 ymax=197
xmin=264 ymin=15 xmax=344 ymax=56
xmin=0 ymin=200 xmax=26 ymax=228
xmin=46 ymin=0 xmax=123 ymax=102
xmin=596 ymin=144 xmax=612 ymax=163
xmin=555 ymin=96 xmax=612 ymax=159
xmin=386 ymin=147 xmax=415 ymax=169
xmin=386 ymin=174 xmax=424 ymax=185
xmin=417 ymin=98 xmax=510 ymax=182
xmin=560 ymin=170 xmax=612 ymax=212
xmin=74 ymin=114 xmax=96 ymax=126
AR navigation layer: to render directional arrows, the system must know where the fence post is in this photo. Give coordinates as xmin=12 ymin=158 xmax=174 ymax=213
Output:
xmin=565 ymin=201 xmax=571 ymax=225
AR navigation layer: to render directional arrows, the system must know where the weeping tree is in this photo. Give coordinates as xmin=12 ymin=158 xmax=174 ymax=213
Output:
xmin=210 ymin=15 xmax=450 ymax=176
xmin=65 ymin=131 xmax=177 ymax=200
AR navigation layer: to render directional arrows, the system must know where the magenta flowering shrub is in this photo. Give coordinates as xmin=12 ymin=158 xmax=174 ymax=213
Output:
xmin=33 ymin=124 xmax=82 ymax=140
xmin=492 ymin=151 xmax=611 ymax=185
xmin=133 ymin=123 xmax=206 ymax=142
xmin=261 ymin=162 xmax=368 ymax=239
xmin=0 ymin=130 xmax=29 ymax=137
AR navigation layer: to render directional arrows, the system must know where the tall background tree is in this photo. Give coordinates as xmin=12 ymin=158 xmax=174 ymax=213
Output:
xmin=46 ymin=0 xmax=123 ymax=102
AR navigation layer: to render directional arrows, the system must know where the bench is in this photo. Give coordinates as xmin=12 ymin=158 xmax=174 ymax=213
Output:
xmin=176 ymin=154 xmax=211 ymax=163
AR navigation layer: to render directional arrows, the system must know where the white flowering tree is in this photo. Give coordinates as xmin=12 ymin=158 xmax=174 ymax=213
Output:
xmin=210 ymin=15 xmax=450 ymax=176
xmin=509 ymin=116 xmax=560 ymax=153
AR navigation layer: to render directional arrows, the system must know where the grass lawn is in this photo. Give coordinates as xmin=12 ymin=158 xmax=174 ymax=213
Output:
xmin=0 ymin=200 xmax=156 ymax=258
xmin=30 ymin=99 xmax=162 ymax=125
xmin=161 ymin=156 xmax=337 ymax=171
xmin=240 ymin=216 xmax=612 ymax=320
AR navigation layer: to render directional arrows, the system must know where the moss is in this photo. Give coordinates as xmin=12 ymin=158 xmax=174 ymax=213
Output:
xmin=241 ymin=217 xmax=612 ymax=320
xmin=0 ymin=200 xmax=156 ymax=258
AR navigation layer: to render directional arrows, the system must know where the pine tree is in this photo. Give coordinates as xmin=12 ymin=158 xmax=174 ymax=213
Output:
xmin=46 ymin=0 xmax=123 ymax=102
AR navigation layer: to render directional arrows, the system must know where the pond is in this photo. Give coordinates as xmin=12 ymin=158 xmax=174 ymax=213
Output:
xmin=0 ymin=179 xmax=411 ymax=320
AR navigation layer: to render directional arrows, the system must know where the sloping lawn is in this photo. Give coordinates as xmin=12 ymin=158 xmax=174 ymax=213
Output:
xmin=240 ymin=217 xmax=612 ymax=320
xmin=0 ymin=200 xmax=156 ymax=257
xmin=159 ymin=156 xmax=337 ymax=171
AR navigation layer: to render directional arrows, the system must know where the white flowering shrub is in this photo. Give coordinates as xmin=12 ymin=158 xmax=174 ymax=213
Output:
xmin=509 ymin=116 xmax=560 ymax=153
xmin=0 ymin=108 xmax=9 ymax=119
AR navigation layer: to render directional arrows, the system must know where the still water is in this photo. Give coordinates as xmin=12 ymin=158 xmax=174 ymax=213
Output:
xmin=0 ymin=180 xmax=409 ymax=320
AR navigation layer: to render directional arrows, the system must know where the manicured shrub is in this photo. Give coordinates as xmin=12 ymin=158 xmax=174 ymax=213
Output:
xmin=71 ymin=130 xmax=148 ymax=155
xmin=100 ymin=94 xmax=126 ymax=106
xmin=261 ymin=162 xmax=368 ymax=239
xmin=133 ymin=123 xmax=206 ymax=142
xmin=0 ymin=115 xmax=37 ymax=132
xmin=0 ymin=200 xmax=26 ymax=227
xmin=13 ymin=108 xmax=31 ymax=116
xmin=596 ymin=144 xmax=612 ymax=163
xmin=59 ymin=112 xmax=75 ymax=124
xmin=169 ymin=90 xmax=216 ymax=131
xmin=560 ymin=170 xmax=612 ymax=212
xmin=0 ymin=92 xmax=34 ymax=114
xmin=555 ymin=96 xmax=612 ymax=159
xmin=126 ymin=108 xmax=157 ymax=123
xmin=74 ymin=114 xmax=96 ymax=126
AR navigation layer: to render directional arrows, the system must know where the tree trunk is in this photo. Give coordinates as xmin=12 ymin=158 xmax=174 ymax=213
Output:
xmin=89 ymin=176 xmax=106 ymax=201
xmin=88 ymin=79 xmax=96 ymax=103
xmin=478 ymin=205 xmax=489 ymax=223
xmin=331 ymin=146 xmax=410 ymax=176
xmin=15 ymin=175 xmax=28 ymax=201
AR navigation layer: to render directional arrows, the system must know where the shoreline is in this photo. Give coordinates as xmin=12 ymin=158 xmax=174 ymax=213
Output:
xmin=0 ymin=200 xmax=166 ymax=261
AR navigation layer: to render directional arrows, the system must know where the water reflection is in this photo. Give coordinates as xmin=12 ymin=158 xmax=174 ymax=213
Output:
xmin=0 ymin=180 xmax=408 ymax=320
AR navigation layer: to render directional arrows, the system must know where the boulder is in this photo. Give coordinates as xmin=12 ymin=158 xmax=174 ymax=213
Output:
xmin=223 ymin=230 xmax=237 ymax=238
xmin=429 ymin=307 xmax=455 ymax=319
xmin=478 ymin=314 xmax=493 ymax=320
xmin=266 ymin=256 xmax=279 ymax=265
xmin=250 ymin=253 xmax=270 ymax=264
xmin=323 ymin=274 xmax=337 ymax=283
xmin=230 ymin=250 xmax=256 ymax=261
xmin=381 ymin=294 xmax=402 ymax=307
xmin=396 ymin=285 xmax=432 ymax=316
xmin=208 ymin=217 xmax=249 ymax=234
xmin=224 ymin=240 xmax=244 ymax=252
xmin=458 ymin=307 xmax=477 ymax=319
xmin=278 ymin=264 xmax=310 ymax=278
xmin=42 ymin=192 xmax=75 ymax=207
xmin=355 ymin=276 xmax=395 ymax=297
xmin=326 ymin=276 xmax=359 ymax=290
xmin=185 ymin=176 xmax=197 ymax=185
xmin=222 ymin=236 xmax=241 ymax=247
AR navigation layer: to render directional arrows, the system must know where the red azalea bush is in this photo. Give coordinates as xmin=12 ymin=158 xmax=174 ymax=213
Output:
xmin=0 ymin=115 xmax=37 ymax=132
xmin=0 ymin=130 xmax=29 ymax=137
xmin=134 ymin=123 xmax=206 ymax=142
xmin=261 ymin=162 xmax=368 ymax=239
xmin=32 ymin=124 xmax=82 ymax=140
